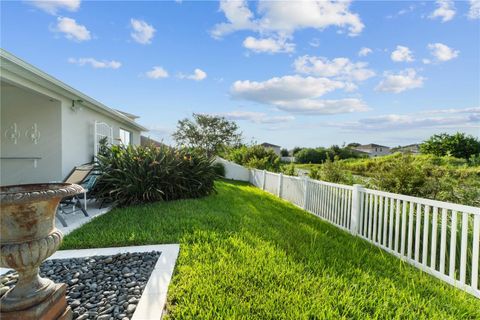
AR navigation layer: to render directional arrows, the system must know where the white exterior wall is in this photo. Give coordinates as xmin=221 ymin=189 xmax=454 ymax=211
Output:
xmin=214 ymin=157 xmax=250 ymax=181
xmin=0 ymin=84 xmax=62 ymax=185
xmin=61 ymin=101 xmax=141 ymax=178
xmin=271 ymin=146 xmax=281 ymax=156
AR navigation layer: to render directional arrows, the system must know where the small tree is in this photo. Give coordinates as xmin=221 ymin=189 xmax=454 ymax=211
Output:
xmin=420 ymin=132 xmax=480 ymax=160
xmin=225 ymin=145 xmax=280 ymax=171
xmin=292 ymin=147 xmax=303 ymax=155
xmin=172 ymin=113 xmax=242 ymax=157
xmin=295 ymin=148 xmax=329 ymax=164
xmin=280 ymin=148 xmax=289 ymax=157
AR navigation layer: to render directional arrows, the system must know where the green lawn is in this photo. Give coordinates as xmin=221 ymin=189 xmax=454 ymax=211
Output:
xmin=63 ymin=180 xmax=480 ymax=319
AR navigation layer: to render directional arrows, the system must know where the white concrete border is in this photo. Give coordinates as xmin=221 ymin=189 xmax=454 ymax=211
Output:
xmin=1 ymin=244 xmax=180 ymax=320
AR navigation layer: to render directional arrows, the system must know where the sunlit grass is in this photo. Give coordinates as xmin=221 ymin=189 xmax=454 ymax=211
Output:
xmin=63 ymin=180 xmax=479 ymax=319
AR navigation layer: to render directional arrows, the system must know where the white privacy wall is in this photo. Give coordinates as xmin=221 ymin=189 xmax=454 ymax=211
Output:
xmin=220 ymin=160 xmax=480 ymax=299
xmin=214 ymin=158 xmax=250 ymax=181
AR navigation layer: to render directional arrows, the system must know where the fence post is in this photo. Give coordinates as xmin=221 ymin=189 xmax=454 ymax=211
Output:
xmin=278 ymin=173 xmax=283 ymax=198
xmin=262 ymin=170 xmax=266 ymax=190
xmin=303 ymin=176 xmax=309 ymax=210
xmin=350 ymin=184 xmax=363 ymax=235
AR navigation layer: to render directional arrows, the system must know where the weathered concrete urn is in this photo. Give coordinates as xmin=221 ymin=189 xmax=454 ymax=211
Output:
xmin=0 ymin=183 xmax=84 ymax=320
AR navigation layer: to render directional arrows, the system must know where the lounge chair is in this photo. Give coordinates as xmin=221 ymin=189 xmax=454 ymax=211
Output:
xmin=56 ymin=164 xmax=95 ymax=227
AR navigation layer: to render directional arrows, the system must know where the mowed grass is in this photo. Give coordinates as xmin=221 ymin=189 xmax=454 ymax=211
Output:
xmin=63 ymin=180 xmax=480 ymax=319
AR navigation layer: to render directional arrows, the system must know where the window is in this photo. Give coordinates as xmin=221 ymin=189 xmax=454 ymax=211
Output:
xmin=119 ymin=128 xmax=131 ymax=145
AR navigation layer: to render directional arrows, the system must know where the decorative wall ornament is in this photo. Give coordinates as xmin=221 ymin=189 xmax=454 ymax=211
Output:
xmin=25 ymin=123 xmax=41 ymax=144
xmin=4 ymin=123 xmax=20 ymax=144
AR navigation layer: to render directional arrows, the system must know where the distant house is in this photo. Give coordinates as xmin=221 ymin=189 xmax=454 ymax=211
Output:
xmin=353 ymin=144 xmax=390 ymax=157
xmin=260 ymin=142 xmax=281 ymax=156
xmin=0 ymin=49 xmax=147 ymax=185
xmin=394 ymin=144 xmax=421 ymax=154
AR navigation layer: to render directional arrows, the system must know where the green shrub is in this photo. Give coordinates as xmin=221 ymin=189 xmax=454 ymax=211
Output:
xmin=94 ymin=144 xmax=216 ymax=207
xmin=281 ymin=163 xmax=297 ymax=176
xmin=212 ymin=162 xmax=226 ymax=178
xmin=295 ymin=148 xmax=326 ymax=164
xmin=280 ymin=148 xmax=289 ymax=157
xmin=420 ymin=132 xmax=480 ymax=160
xmin=225 ymin=145 xmax=280 ymax=171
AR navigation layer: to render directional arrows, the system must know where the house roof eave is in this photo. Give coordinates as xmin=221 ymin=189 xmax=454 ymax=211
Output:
xmin=0 ymin=49 xmax=148 ymax=132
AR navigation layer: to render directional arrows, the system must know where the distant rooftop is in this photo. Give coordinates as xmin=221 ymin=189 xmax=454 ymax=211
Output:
xmin=356 ymin=143 xmax=390 ymax=149
xmin=261 ymin=142 xmax=281 ymax=148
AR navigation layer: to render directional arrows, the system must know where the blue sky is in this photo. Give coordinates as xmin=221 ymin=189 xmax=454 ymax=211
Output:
xmin=2 ymin=0 xmax=479 ymax=148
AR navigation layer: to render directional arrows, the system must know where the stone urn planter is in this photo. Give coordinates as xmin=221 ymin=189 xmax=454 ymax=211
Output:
xmin=0 ymin=183 xmax=84 ymax=320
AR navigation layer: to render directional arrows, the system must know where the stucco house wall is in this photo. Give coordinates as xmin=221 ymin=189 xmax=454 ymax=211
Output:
xmin=0 ymin=84 xmax=62 ymax=184
xmin=61 ymin=101 xmax=141 ymax=178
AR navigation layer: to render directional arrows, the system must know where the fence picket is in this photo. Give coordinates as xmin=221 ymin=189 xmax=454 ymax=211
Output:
xmin=389 ymin=198 xmax=394 ymax=249
xmin=382 ymin=197 xmax=388 ymax=247
xmin=415 ymin=203 xmax=422 ymax=262
xmin=407 ymin=201 xmax=414 ymax=259
xmin=440 ymin=208 xmax=448 ymax=274
xmin=449 ymin=211 xmax=458 ymax=279
xmin=377 ymin=196 xmax=383 ymax=245
xmin=459 ymin=212 xmax=468 ymax=284
xmin=422 ymin=205 xmax=430 ymax=265
xmin=430 ymin=207 xmax=438 ymax=269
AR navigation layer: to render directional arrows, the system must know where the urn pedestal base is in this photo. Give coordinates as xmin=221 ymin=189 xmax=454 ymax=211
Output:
xmin=0 ymin=283 xmax=72 ymax=320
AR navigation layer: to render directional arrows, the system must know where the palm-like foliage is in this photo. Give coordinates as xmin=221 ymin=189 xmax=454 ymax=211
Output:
xmin=93 ymin=144 xmax=216 ymax=206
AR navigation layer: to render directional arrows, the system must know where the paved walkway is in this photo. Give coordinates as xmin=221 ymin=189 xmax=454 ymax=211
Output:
xmin=57 ymin=200 xmax=111 ymax=235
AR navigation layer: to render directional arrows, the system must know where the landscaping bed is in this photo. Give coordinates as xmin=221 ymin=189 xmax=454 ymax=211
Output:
xmin=62 ymin=180 xmax=480 ymax=319
xmin=0 ymin=251 xmax=160 ymax=320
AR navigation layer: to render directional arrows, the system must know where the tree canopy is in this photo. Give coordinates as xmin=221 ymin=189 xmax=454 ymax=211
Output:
xmin=420 ymin=132 xmax=480 ymax=160
xmin=172 ymin=113 xmax=242 ymax=157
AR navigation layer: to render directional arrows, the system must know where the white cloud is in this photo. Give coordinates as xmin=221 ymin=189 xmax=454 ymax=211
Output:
xmin=274 ymin=98 xmax=368 ymax=115
xmin=55 ymin=17 xmax=90 ymax=41
xmin=211 ymin=0 xmax=364 ymax=48
xmin=309 ymin=38 xmax=320 ymax=47
xmin=386 ymin=4 xmax=417 ymax=19
xmin=243 ymin=36 xmax=295 ymax=53
xmin=332 ymin=107 xmax=480 ymax=131
xmin=29 ymin=0 xmax=80 ymax=14
xmin=178 ymin=68 xmax=207 ymax=81
xmin=422 ymin=58 xmax=431 ymax=65
xmin=429 ymin=0 xmax=456 ymax=22
xmin=211 ymin=0 xmax=257 ymax=38
xmin=130 ymin=19 xmax=155 ymax=44
xmin=391 ymin=45 xmax=414 ymax=62
xmin=146 ymin=66 xmax=169 ymax=79
xmin=375 ymin=69 xmax=425 ymax=93
xmin=358 ymin=47 xmax=372 ymax=57
xmin=68 ymin=58 xmax=121 ymax=69
xmin=427 ymin=43 xmax=459 ymax=62
xmin=232 ymin=75 xmax=345 ymax=103
xmin=222 ymin=111 xmax=295 ymax=124
xmin=231 ymin=75 xmax=367 ymax=115
xmin=293 ymin=55 xmax=375 ymax=82
xmin=468 ymin=0 xmax=480 ymax=19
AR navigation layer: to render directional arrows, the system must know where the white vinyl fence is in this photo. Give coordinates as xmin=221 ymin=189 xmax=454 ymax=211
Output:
xmin=248 ymin=168 xmax=480 ymax=298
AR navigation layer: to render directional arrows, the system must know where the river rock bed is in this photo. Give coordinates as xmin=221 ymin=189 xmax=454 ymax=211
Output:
xmin=0 ymin=251 xmax=161 ymax=320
